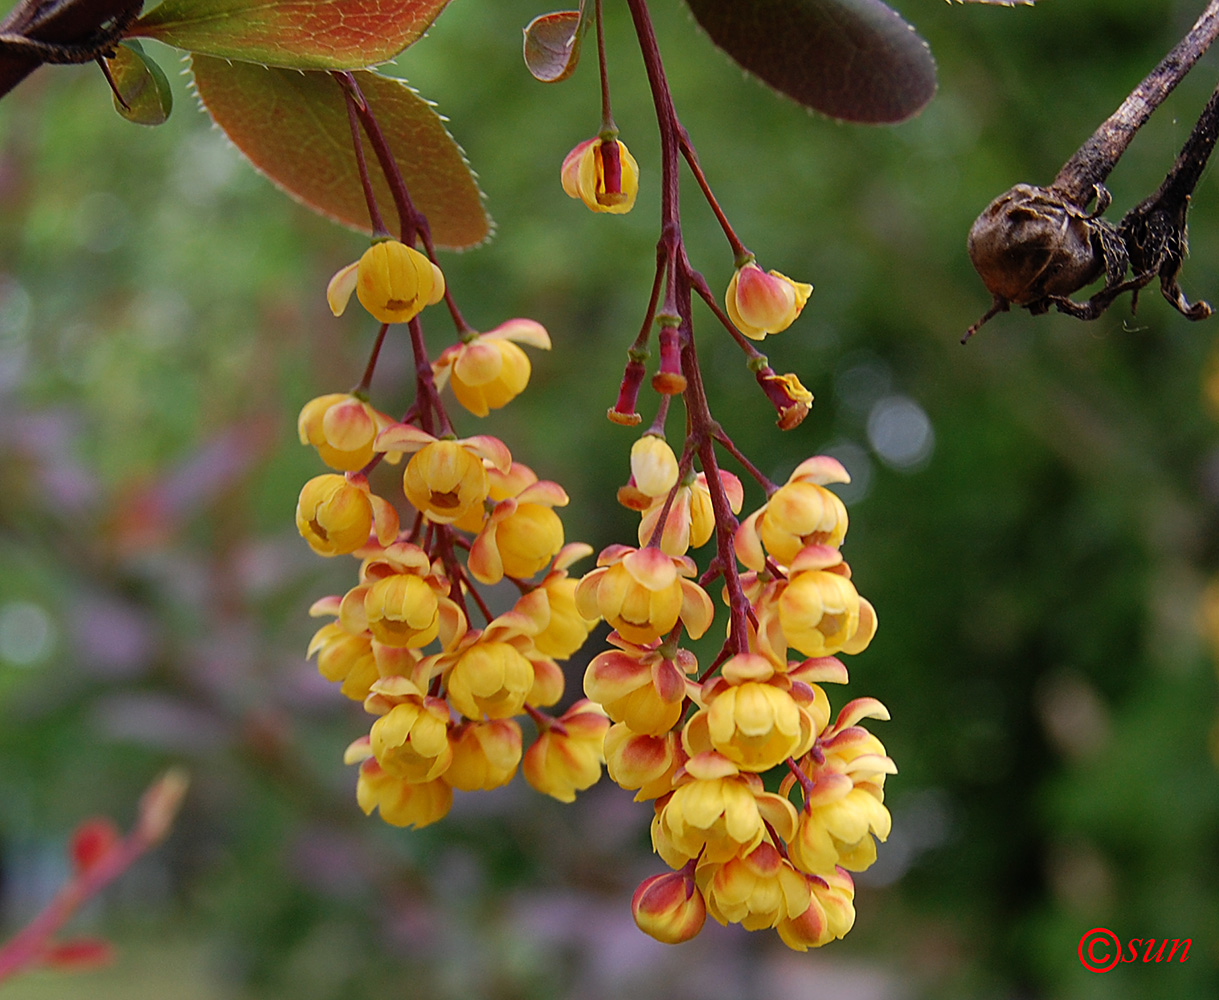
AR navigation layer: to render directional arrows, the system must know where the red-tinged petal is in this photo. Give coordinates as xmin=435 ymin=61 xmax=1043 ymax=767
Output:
xmin=624 ymin=547 xmax=679 ymax=589
xmin=369 ymin=494 xmax=400 ymax=547
xmin=308 ymin=594 xmax=343 ymax=618
xmin=344 ymin=735 xmax=374 ymax=764
xmin=485 ymin=318 xmax=551 ymax=349
xmin=468 ymin=524 xmax=505 ymax=585
xmin=756 ymin=791 xmax=799 ymax=842
xmin=517 ymin=479 xmax=569 ymax=507
xmin=790 ymin=455 xmax=851 ymax=486
xmin=789 ymin=656 xmax=849 ymax=685
xmin=833 ymin=697 xmax=891 ymax=732
xmin=574 ymin=568 xmax=606 ymax=620
xmin=679 ymin=579 xmax=714 ymax=639
xmin=460 ymin=434 xmax=512 ymax=472
xmin=375 ymin=422 xmax=436 ymax=453
xmin=339 ymin=585 xmax=371 ymax=634
xmin=554 ymin=541 xmax=594 ymax=571
xmin=683 ymin=751 xmax=739 ymax=781
xmin=437 ymin=597 xmax=468 ymax=651
xmin=788 ymin=545 xmax=845 ymax=573
xmin=734 ymin=508 xmax=768 ymax=571
xmin=841 ymin=597 xmax=878 ymax=655
xmin=719 ymin=471 xmax=745 ymax=513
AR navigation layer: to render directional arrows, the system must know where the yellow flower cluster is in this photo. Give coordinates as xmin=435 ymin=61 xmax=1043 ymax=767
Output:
xmin=580 ymin=445 xmax=893 ymax=950
xmin=295 ymin=306 xmax=609 ymax=827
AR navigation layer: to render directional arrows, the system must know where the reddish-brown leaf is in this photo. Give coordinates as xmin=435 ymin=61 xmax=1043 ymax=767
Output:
xmin=131 ymin=0 xmax=450 ymax=69
xmin=191 ymin=58 xmax=490 ymax=249
xmin=523 ymin=10 xmax=587 ymax=83
xmin=684 ymin=0 xmax=936 ymax=124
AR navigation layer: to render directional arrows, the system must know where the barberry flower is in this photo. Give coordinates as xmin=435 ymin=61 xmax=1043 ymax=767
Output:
xmin=297 ymin=393 xmax=394 ymax=472
xmin=652 ymin=752 xmax=797 ymax=867
xmin=337 ymin=543 xmax=461 ymax=650
xmin=467 ymin=465 xmax=568 ymax=584
xmin=777 ymin=547 xmax=877 ymax=659
xmin=443 ymin=719 xmax=523 ymax=791
xmin=639 ymin=470 xmax=743 ymax=557
xmin=561 ymin=137 xmax=640 ymax=214
xmin=375 ymin=424 xmax=512 ymax=526
xmin=736 ymin=457 xmax=851 ymax=571
xmin=433 ymin=319 xmax=551 ymax=417
xmin=575 ymin=545 xmax=714 ymax=645
xmin=366 ymin=677 xmax=454 ymax=783
xmin=632 ymin=869 xmax=707 ymax=944
xmin=584 ymin=633 xmax=697 ymax=736
xmin=687 ymin=653 xmax=817 ymax=772
xmin=531 ymin=544 xmax=599 ymax=659
xmin=523 ymin=700 xmax=610 ymax=802
xmin=354 ymin=759 xmax=453 ymax=828
xmin=296 ymin=473 xmax=399 ymax=557
xmin=698 ymin=842 xmax=811 ymax=931
xmin=775 ymin=867 xmax=856 ymax=951
xmin=327 ymin=239 xmax=445 ymax=325
xmin=725 ymin=262 xmax=812 ymax=340
xmin=784 ymin=698 xmax=894 ymax=875
xmin=308 ymin=623 xmax=378 ymax=700
xmin=604 ymin=725 xmax=685 ymax=801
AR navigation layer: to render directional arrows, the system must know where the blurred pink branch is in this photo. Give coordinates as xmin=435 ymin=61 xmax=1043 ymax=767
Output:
xmin=0 ymin=768 xmax=189 ymax=985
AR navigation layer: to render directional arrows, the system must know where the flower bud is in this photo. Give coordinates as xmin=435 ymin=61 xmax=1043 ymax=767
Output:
xmin=632 ymin=870 xmax=706 ymax=944
xmin=725 ymin=263 xmax=812 ymax=340
xmin=561 ymin=137 xmax=640 ymax=214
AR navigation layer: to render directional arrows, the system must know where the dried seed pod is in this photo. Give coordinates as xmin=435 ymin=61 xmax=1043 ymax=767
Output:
xmin=967 ymin=184 xmax=1110 ymax=307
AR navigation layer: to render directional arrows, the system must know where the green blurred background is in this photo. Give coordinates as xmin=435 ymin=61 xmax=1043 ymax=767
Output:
xmin=2 ymin=0 xmax=1218 ymax=997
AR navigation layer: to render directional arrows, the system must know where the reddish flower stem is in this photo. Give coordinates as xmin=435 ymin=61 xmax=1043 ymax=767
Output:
xmin=354 ymin=323 xmax=390 ymax=395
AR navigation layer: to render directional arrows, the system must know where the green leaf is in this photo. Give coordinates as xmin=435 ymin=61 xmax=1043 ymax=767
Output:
xmin=684 ymin=0 xmax=936 ymax=124
xmin=132 ymin=0 xmax=450 ymax=69
xmin=523 ymin=9 xmax=587 ymax=84
xmin=190 ymin=57 xmax=490 ymax=249
xmin=105 ymin=40 xmax=173 ymax=126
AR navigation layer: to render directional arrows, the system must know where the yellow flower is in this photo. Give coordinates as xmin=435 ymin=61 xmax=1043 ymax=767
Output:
xmin=691 ymin=654 xmax=815 ymax=772
xmin=445 ymin=640 xmax=535 ymax=721
xmin=725 ymin=262 xmax=812 ymax=340
xmin=561 ymin=137 xmax=640 ymax=214
xmin=523 ymin=700 xmax=610 ymax=802
xmin=327 ymin=239 xmax=445 ymax=325
xmin=368 ymin=680 xmax=454 ymax=783
xmin=295 ymin=473 xmax=398 ymax=557
xmin=776 ymin=548 xmax=877 ymax=659
xmin=575 ymin=545 xmax=714 ymax=645
xmin=433 ymin=319 xmax=551 ymax=417
xmin=297 ymin=393 xmax=393 ymax=472
xmin=775 ymin=867 xmax=856 ymax=951
xmin=639 ymin=470 xmax=744 ymax=557
xmin=604 ymin=724 xmax=684 ymax=801
xmin=466 ymin=465 xmax=568 ymax=585
xmin=403 ymin=440 xmax=490 ymax=525
xmin=531 ymin=544 xmax=599 ymax=659
xmin=308 ymin=623 xmax=377 ymax=701
xmin=583 ymin=633 xmax=696 ymax=736
xmin=355 ymin=759 xmax=452 ymax=828
xmin=736 ymin=456 xmax=851 ymax=570
xmin=652 ymin=752 xmax=797 ymax=867
xmin=443 ymin=720 xmax=523 ymax=791
xmin=632 ymin=869 xmax=707 ymax=944
xmin=698 ymin=842 xmax=811 ymax=931
xmin=361 ymin=573 xmax=440 ymax=649
xmin=783 ymin=697 xmax=895 ymax=876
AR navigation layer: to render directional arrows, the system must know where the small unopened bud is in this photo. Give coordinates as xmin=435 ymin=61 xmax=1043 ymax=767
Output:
xmin=632 ymin=869 xmax=706 ymax=944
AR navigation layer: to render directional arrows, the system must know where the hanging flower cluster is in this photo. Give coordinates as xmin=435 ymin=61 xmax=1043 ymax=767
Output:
xmin=297 ymin=219 xmax=612 ymax=828
xmin=577 ymin=437 xmax=892 ymax=949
